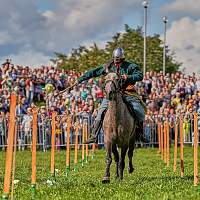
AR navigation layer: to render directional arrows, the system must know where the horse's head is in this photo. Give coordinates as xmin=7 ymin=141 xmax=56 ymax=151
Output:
xmin=104 ymin=72 xmax=120 ymax=100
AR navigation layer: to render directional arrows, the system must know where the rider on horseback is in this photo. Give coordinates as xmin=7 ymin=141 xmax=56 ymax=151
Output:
xmin=76 ymin=47 xmax=145 ymax=143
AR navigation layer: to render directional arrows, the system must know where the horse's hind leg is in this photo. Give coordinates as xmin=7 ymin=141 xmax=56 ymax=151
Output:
xmin=119 ymin=145 xmax=128 ymax=180
xmin=128 ymin=148 xmax=134 ymax=173
xmin=128 ymin=136 xmax=136 ymax=174
xmin=112 ymin=143 xmax=119 ymax=179
xmin=102 ymin=143 xmax=112 ymax=184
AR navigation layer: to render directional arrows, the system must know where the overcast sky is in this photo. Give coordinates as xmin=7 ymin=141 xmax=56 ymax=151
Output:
xmin=0 ymin=0 xmax=200 ymax=74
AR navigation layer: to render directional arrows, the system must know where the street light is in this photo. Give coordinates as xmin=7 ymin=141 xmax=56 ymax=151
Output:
xmin=142 ymin=1 xmax=148 ymax=75
xmin=163 ymin=16 xmax=168 ymax=76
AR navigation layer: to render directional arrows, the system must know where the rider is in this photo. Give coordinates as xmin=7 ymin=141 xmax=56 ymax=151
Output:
xmin=77 ymin=47 xmax=145 ymax=143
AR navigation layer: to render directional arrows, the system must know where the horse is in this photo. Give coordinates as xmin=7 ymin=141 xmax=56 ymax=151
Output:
xmin=102 ymin=72 xmax=137 ymax=183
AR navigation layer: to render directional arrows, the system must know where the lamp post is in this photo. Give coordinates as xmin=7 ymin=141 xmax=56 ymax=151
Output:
xmin=163 ymin=16 xmax=168 ymax=76
xmin=142 ymin=1 xmax=148 ymax=75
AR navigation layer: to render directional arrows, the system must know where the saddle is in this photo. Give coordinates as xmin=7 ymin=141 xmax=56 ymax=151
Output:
xmin=122 ymin=95 xmax=136 ymax=118
xmin=122 ymin=90 xmax=147 ymax=119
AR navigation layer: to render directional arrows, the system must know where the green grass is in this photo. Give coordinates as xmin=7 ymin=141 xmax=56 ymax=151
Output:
xmin=0 ymin=147 xmax=200 ymax=200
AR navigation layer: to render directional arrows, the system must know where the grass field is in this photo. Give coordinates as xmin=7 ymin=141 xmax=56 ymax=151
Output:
xmin=0 ymin=147 xmax=200 ymax=200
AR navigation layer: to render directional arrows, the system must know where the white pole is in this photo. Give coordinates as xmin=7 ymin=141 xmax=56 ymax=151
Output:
xmin=143 ymin=1 xmax=148 ymax=75
xmin=163 ymin=16 xmax=168 ymax=76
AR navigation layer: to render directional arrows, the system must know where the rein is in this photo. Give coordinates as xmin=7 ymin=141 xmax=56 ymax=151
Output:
xmin=104 ymin=78 xmax=122 ymax=97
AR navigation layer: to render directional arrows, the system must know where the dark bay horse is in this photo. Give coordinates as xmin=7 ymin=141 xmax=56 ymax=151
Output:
xmin=102 ymin=72 xmax=136 ymax=183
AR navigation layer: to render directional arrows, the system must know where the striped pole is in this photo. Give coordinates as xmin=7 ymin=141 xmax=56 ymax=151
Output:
xmin=194 ymin=113 xmax=198 ymax=186
xmin=2 ymin=93 xmax=17 ymax=199
xmin=164 ymin=121 xmax=167 ymax=164
xmin=10 ymin=122 xmax=17 ymax=200
xmin=92 ymin=143 xmax=95 ymax=160
xmin=173 ymin=122 xmax=178 ymax=172
xmin=66 ymin=116 xmax=71 ymax=174
xmin=157 ymin=122 xmax=161 ymax=154
xmin=31 ymin=109 xmax=38 ymax=197
xmin=166 ymin=120 xmax=170 ymax=167
xmin=74 ymin=121 xmax=79 ymax=172
xmin=179 ymin=115 xmax=184 ymax=177
xmin=160 ymin=123 xmax=164 ymax=160
xmin=50 ymin=112 xmax=56 ymax=176
xmin=82 ymin=122 xmax=85 ymax=167
xmin=85 ymin=121 xmax=89 ymax=164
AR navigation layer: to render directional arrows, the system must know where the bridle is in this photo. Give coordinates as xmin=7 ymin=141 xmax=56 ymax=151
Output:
xmin=104 ymin=74 xmax=122 ymax=97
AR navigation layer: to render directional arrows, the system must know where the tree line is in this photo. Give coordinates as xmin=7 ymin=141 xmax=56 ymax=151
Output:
xmin=51 ymin=24 xmax=180 ymax=73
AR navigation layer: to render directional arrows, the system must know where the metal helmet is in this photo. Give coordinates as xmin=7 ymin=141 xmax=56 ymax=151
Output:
xmin=112 ymin=47 xmax=125 ymax=59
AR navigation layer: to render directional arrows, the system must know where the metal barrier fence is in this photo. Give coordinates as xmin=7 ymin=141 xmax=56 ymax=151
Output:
xmin=143 ymin=114 xmax=200 ymax=146
xmin=1 ymin=112 xmax=200 ymax=150
xmin=0 ymin=112 xmax=105 ymax=150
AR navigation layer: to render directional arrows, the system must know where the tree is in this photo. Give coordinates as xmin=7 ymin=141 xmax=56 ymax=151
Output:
xmin=52 ymin=24 xmax=181 ymax=72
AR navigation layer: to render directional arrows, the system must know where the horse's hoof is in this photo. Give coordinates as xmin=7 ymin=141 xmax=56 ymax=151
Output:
xmin=102 ymin=177 xmax=110 ymax=184
xmin=128 ymin=167 xmax=134 ymax=174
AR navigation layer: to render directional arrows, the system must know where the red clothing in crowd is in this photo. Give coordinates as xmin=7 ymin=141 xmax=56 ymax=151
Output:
xmin=96 ymin=89 xmax=104 ymax=98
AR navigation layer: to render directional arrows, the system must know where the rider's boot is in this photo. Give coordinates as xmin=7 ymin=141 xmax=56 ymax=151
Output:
xmin=85 ymin=100 xmax=108 ymax=144
xmin=135 ymin=121 xmax=148 ymax=143
xmin=85 ymin=118 xmax=103 ymax=144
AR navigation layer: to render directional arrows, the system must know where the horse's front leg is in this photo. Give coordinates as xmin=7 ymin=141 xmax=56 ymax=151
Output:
xmin=112 ymin=143 xmax=119 ymax=179
xmin=102 ymin=143 xmax=112 ymax=184
xmin=128 ymin=135 xmax=136 ymax=174
xmin=119 ymin=145 xmax=128 ymax=180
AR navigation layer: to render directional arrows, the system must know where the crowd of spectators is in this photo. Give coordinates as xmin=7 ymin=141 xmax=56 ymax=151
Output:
xmin=0 ymin=60 xmax=104 ymax=148
xmin=138 ymin=71 xmax=200 ymax=142
xmin=137 ymin=71 xmax=200 ymax=117
xmin=1 ymin=59 xmax=200 ymax=146
xmin=0 ymin=60 xmax=105 ymax=116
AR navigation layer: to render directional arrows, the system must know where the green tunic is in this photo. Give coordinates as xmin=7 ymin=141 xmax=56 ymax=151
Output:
xmin=78 ymin=61 xmax=143 ymax=87
xmin=78 ymin=61 xmax=145 ymax=122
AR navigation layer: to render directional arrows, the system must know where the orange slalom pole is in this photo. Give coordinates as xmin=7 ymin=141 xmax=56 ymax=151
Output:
xmin=50 ymin=112 xmax=56 ymax=176
xmin=194 ymin=113 xmax=198 ymax=186
xmin=10 ymin=123 xmax=17 ymax=200
xmin=92 ymin=143 xmax=95 ymax=160
xmin=164 ymin=121 xmax=167 ymax=164
xmin=173 ymin=122 xmax=178 ymax=172
xmin=31 ymin=109 xmax=38 ymax=196
xmin=66 ymin=116 xmax=71 ymax=174
xmin=160 ymin=123 xmax=164 ymax=160
xmin=179 ymin=116 xmax=184 ymax=177
xmin=85 ymin=122 xmax=89 ymax=163
xmin=2 ymin=93 xmax=17 ymax=200
xmin=74 ymin=121 xmax=79 ymax=172
xmin=82 ymin=122 xmax=85 ymax=167
xmin=157 ymin=122 xmax=161 ymax=154
xmin=166 ymin=120 xmax=170 ymax=167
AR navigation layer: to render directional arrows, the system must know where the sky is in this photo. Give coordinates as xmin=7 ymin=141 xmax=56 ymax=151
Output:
xmin=0 ymin=0 xmax=200 ymax=74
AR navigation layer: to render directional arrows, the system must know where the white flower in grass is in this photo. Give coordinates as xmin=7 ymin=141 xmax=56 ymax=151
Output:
xmin=46 ymin=180 xmax=53 ymax=186
xmin=13 ymin=180 xmax=20 ymax=184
